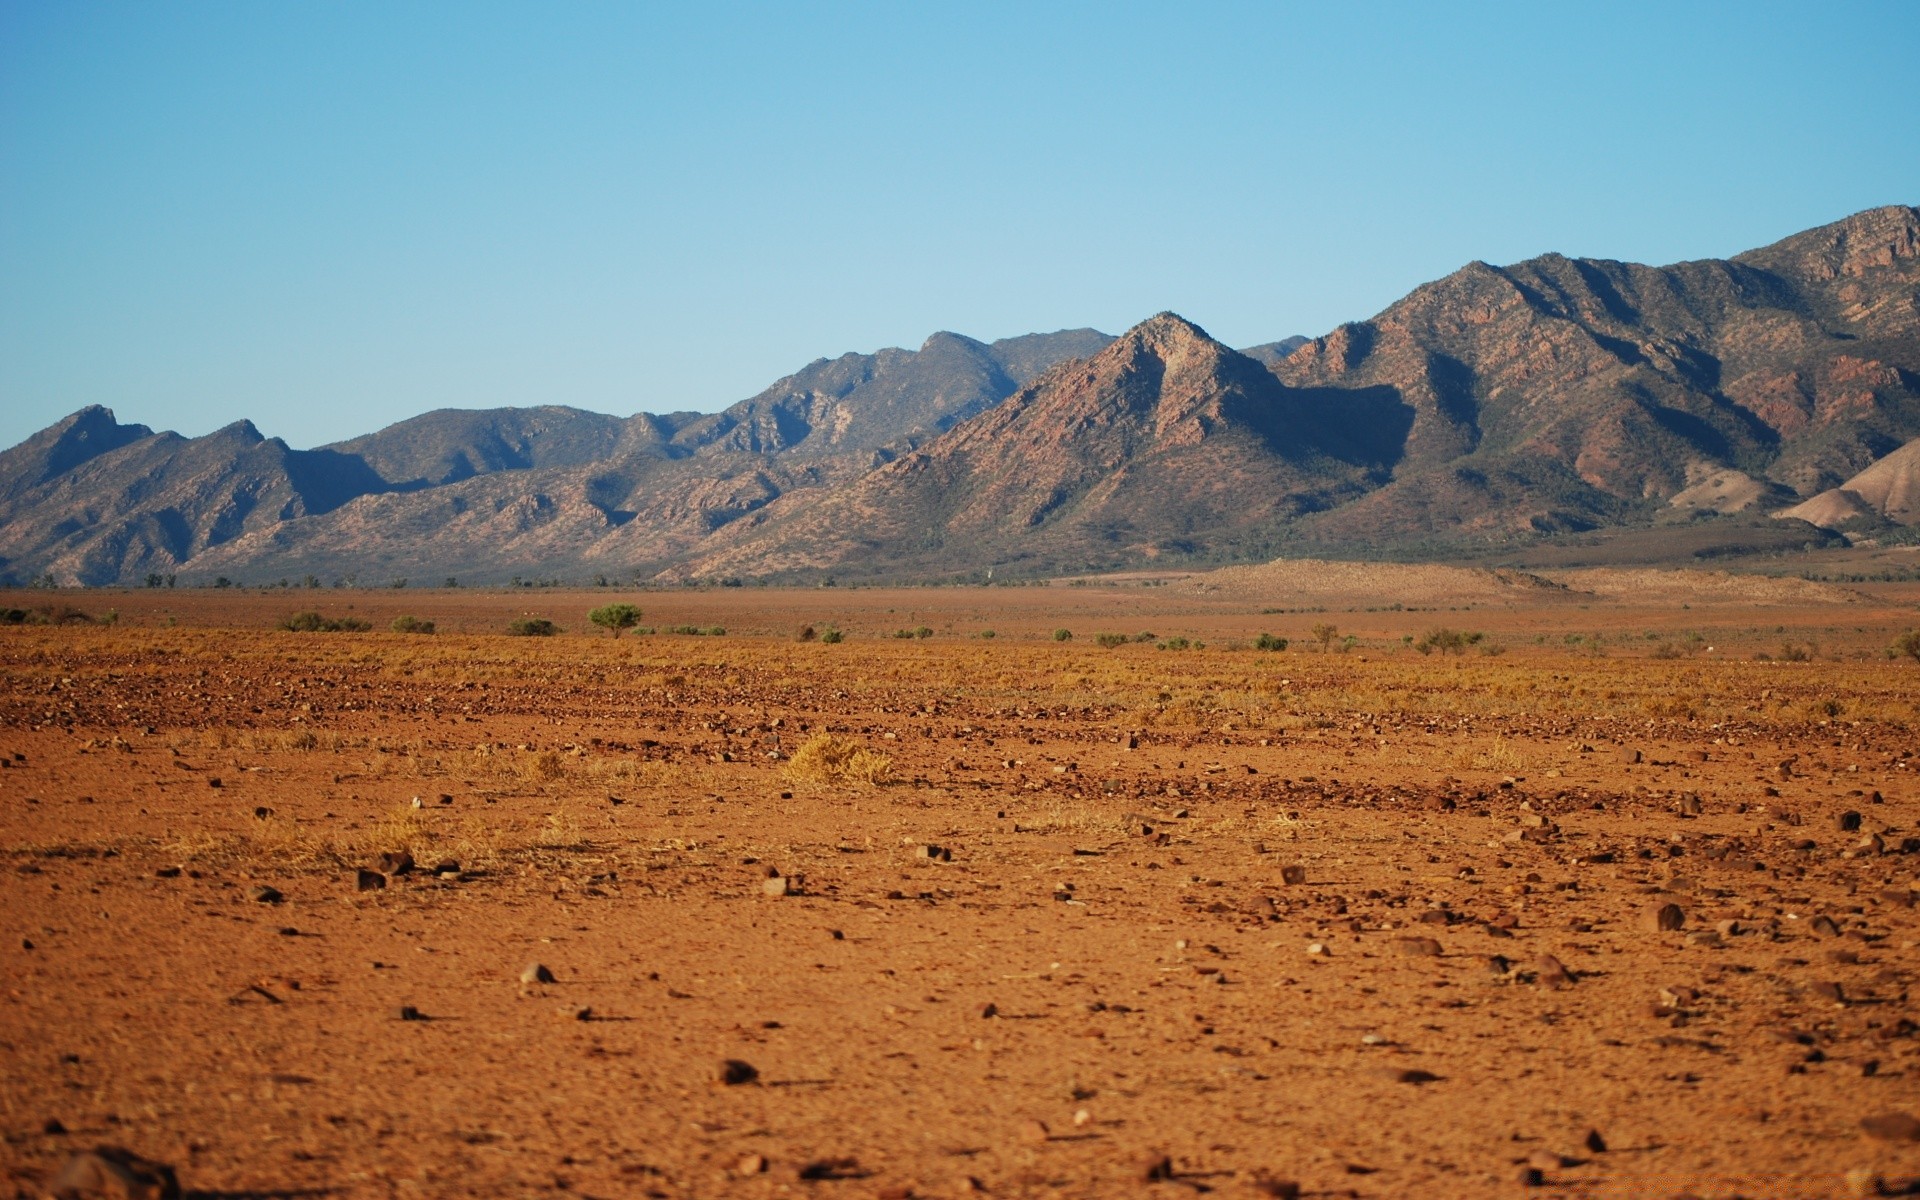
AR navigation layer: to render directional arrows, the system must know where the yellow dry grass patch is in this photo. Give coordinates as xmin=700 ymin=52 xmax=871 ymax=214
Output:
xmin=785 ymin=733 xmax=893 ymax=787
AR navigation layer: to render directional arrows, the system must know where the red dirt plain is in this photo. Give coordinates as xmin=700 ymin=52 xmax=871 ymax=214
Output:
xmin=5 ymin=576 xmax=1920 ymax=1199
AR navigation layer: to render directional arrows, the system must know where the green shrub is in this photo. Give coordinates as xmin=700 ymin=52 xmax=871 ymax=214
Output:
xmin=797 ymin=625 xmax=817 ymax=642
xmin=1414 ymin=627 xmax=1481 ymax=655
xmin=588 ymin=603 xmax=642 ymax=637
xmin=1095 ymin=632 xmax=1129 ymax=648
xmin=279 ymin=611 xmax=371 ymax=633
xmin=1254 ymin=632 xmax=1288 ymax=651
xmin=1052 ymin=629 xmax=1073 ymax=642
xmin=390 ymin=615 xmax=436 ymax=634
xmin=819 ymin=628 xmax=844 ymax=644
xmin=507 ymin=618 xmax=559 ymax=637
xmin=914 ymin=626 xmax=933 ymax=639
xmin=1890 ymin=630 xmax=1920 ymax=661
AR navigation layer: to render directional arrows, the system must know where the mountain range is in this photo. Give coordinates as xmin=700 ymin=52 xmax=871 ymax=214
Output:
xmin=3 ymin=205 xmax=1916 ymax=586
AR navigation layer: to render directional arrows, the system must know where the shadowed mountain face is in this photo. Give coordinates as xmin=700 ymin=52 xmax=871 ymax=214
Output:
xmin=4 ymin=207 xmax=1917 ymax=584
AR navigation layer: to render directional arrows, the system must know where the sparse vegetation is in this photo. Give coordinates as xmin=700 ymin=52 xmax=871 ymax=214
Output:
xmin=819 ymin=628 xmax=845 ymax=644
xmin=506 ymin=617 xmax=560 ymax=637
xmin=1052 ymin=628 xmax=1073 ymax=642
xmin=1311 ymin=622 xmax=1338 ymax=651
xmin=390 ymin=615 xmax=436 ymax=634
xmin=1414 ymin=627 xmax=1483 ymax=655
xmin=278 ymin=611 xmax=372 ymax=633
xmin=1891 ymin=630 xmax=1920 ymax=661
xmin=1254 ymin=632 xmax=1288 ymax=651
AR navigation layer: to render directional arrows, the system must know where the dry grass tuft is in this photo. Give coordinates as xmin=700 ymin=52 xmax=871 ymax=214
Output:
xmin=785 ymin=734 xmax=893 ymax=787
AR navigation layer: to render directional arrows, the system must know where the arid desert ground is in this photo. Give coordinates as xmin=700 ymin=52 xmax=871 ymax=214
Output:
xmin=5 ymin=564 xmax=1920 ymax=1199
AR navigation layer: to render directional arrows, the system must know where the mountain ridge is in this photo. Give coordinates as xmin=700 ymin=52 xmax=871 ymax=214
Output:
xmin=3 ymin=205 xmax=1916 ymax=585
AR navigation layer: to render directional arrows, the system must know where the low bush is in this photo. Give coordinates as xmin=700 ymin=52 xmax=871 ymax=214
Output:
xmin=390 ymin=615 xmax=436 ymax=634
xmin=1053 ymin=629 xmax=1073 ymax=642
xmin=506 ymin=618 xmax=559 ymax=637
xmin=1254 ymin=632 xmax=1288 ymax=651
xmin=1095 ymin=632 xmax=1129 ymax=648
xmin=279 ymin=611 xmax=372 ymax=633
xmin=819 ymin=628 xmax=845 ymax=644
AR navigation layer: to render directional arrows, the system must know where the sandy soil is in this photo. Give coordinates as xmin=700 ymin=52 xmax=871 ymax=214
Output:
xmin=3 ymin=583 xmax=1919 ymax=1199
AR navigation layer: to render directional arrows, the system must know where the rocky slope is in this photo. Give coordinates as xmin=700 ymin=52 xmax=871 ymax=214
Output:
xmin=1271 ymin=204 xmax=1920 ymax=545
xmin=669 ymin=315 xmax=1388 ymax=579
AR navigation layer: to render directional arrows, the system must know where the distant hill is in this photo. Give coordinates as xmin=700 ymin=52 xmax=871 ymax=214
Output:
xmin=2 ymin=206 xmax=1917 ymax=585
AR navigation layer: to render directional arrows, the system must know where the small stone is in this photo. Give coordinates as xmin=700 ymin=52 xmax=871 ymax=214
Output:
xmin=249 ymin=886 xmax=282 ymax=905
xmin=1305 ymin=942 xmax=1329 ymax=957
xmin=1135 ymin=1152 xmax=1173 ymax=1181
xmin=1518 ymin=1165 xmax=1545 ymax=1187
xmin=1374 ymin=1066 xmax=1439 ymax=1084
xmin=1535 ymin=955 xmax=1573 ymax=989
xmin=977 ymin=1002 xmax=998 ymax=1019
xmin=1280 ymin=864 xmax=1307 ymax=885
xmin=1845 ymin=1167 xmax=1882 ymax=1198
xmin=1583 ymin=1128 xmax=1607 ymax=1154
xmin=1714 ymin=919 xmax=1743 ymax=938
xmin=1810 ymin=980 xmax=1846 ymax=1004
xmin=735 ymin=1153 xmax=768 ymax=1176
xmin=43 ymin=1117 xmax=67 ymax=1135
xmin=378 ymin=850 xmax=414 ymax=874
xmin=1393 ymin=937 xmax=1443 ymax=957
xmin=716 ymin=1059 xmax=759 ymax=1086
xmin=1643 ymin=903 xmax=1685 ymax=932
xmin=1619 ymin=748 xmax=1641 ymax=764
xmin=1861 ymin=1112 xmax=1920 ymax=1141
xmin=396 ymin=1005 xmax=425 ymax=1021
xmin=570 ymin=1006 xmax=593 ymax=1021
xmin=1685 ymin=930 xmax=1723 ymax=948
xmin=432 ymin=860 xmax=460 ymax=877
xmin=1527 ymin=1150 xmax=1567 ymax=1171
xmin=1247 ymin=1178 xmax=1300 ymax=1199
xmin=47 ymin=1146 xmax=181 ymax=1200
xmin=1018 ymin=1119 xmax=1051 ymax=1145
xmin=762 ymin=876 xmax=791 ymax=897
xmin=1809 ymin=915 xmax=1842 ymax=937
xmin=1837 ymin=810 xmax=1863 ymax=832
xmin=520 ymin=963 xmax=556 ymax=985
xmin=355 ymin=869 xmax=386 ymax=892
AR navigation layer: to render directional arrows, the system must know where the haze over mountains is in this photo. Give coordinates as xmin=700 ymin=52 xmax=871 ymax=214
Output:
xmin=4 ymin=206 xmax=1917 ymax=586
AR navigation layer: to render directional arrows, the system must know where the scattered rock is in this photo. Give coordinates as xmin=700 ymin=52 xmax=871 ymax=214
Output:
xmin=762 ymin=876 xmax=793 ymax=897
xmin=47 ymin=1146 xmax=180 ymax=1200
xmin=378 ymin=850 xmax=414 ymax=875
xmin=355 ymin=869 xmax=386 ymax=892
xmin=1135 ymin=1153 xmax=1173 ymax=1181
xmin=520 ymin=962 xmax=556 ymax=985
xmin=43 ymin=1117 xmax=67 ymax=1135
xmin=1246 ymin=1177 xmax=1300 ymax=1199
xmin=1518 ymin=1165 xmax=1545 ymax=1187
xmin=735 ymin=1153 xmax=768 ymax=1175
xmin=1017 ymin=1119 xmax=1050 ymax=1145
xmin=716 ymin=1059 xmax=759 ymax=1086
xmin=1535 ymin=955 xmax=1573 ymax=989
xmin=796 ymin=1157 xmax=861 ymax=1181
xmin=1583 ymin=1128 xmax=1607 ymax=1154
xmin=1809 ymin=915 xmax=1842 ymax=937
xmin=1280 ymin=864 xmax=1307 ymax=885
xmin=1392 ymin=937 xmax=1443 ymax=957
xmin=1373 ymin=1066 xmax=1440 ymax=1084
xmin=977 ymin=1002 xmax=998 ymax=1019
xmin=248 ymin=886 xmax=282 ymax=905
xmin=1619 ymin=748 xmax=1641 ymax=764
xmin=1837 ymin=810 xmax=1863 ymax=832
xmin=396 ymin=1005 xmax=425 ymax=1021
xmin=1861 ymin=1112 xmax=1920 ymax=1142
xmin=1643 ymin=903 xmax=1685 ymax=932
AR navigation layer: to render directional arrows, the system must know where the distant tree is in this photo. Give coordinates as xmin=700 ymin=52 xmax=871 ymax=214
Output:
xmin=588 ymin=603 xmax=642 ymax=638
xmin=144 ymin=573 xmax=164 ymax=588
xmin=1311 ymin=622 xmax=1338 ymax=651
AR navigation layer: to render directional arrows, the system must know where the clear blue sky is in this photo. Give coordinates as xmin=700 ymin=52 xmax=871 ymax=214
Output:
xmin=2 ymin=1 xmax=1915 ymax=452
